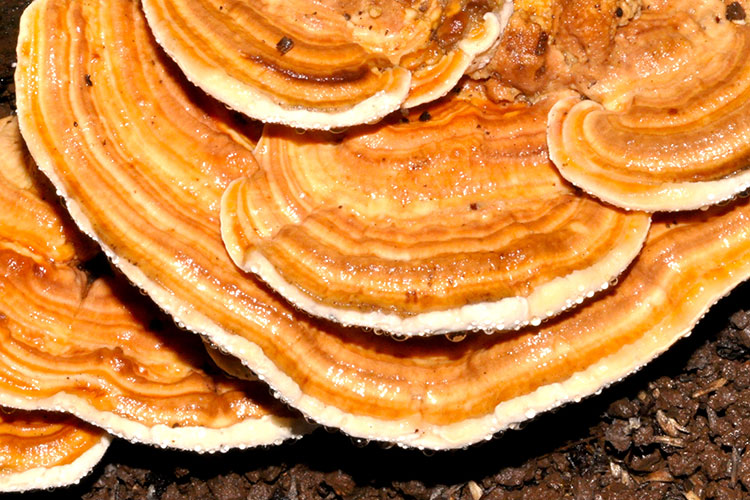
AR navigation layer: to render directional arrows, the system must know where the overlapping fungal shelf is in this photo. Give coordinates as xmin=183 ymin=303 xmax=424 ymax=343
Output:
xmin=547 ymin=0 xmax=750 ymax=211
xmin=0 ymin=117 xmax=111 ymax=492
xmin=0 ymin=115 xmax=306 ymax=459
xmin=221 ymin=90 xmax=650 ymax=335
xmin=6 ymin=0 xmax=750 ymax=488
xmin=0 ymin=409 xmax=111 ymax=493
xmin=141 ymin=0 xmax=510 ymax=129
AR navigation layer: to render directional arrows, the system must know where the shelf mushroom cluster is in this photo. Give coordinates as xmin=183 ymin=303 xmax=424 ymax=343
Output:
xmin=0 ymin=115 xmax=309 ymax=490
xmin=5 ymin=0 xmax=750 ymax=490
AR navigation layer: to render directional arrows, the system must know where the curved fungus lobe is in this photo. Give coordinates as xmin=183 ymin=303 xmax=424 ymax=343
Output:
xmin=16 ymin=0 xmax=750 ymax=449
xmin=0 ymin=117 xmax=94 ymax=264
xmin=221 ymin=91 xmax=651 ymax=336
xmin=0 ymin=261 xmax=308 ymax=451
xmin=0 ymin=118 xmax=305 ymax=452
xmin=547 ymin=0 xmax=750 ymax=212
xmin=0 ymin=409 xmax=111 ymax=493
xmin=140 ymin=0 xmax=509 ymax=129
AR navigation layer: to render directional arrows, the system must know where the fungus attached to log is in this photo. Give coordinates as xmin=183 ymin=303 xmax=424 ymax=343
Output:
xmin=221 ymin=90 xmax=650 ymax=336
xmin=0 ymin=409 xmax=110 ymax=493
xmin=140 ymin=0 xmax=510 ymax=129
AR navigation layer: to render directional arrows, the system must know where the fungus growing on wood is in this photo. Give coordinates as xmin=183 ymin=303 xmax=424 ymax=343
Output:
xmin=0 ymin=409 xmax=110 ymax=493
xmin=221 ymin=90 xmax=650 ymax=335
xmin=140 ymin=0 xmax=510 ymax=129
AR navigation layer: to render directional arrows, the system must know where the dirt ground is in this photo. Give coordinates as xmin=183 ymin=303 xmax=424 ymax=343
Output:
xmin=4 ymin=1 xmax=750 ymax=498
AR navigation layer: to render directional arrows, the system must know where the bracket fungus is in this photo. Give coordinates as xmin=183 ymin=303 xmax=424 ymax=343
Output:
xmin=140 ymin=0 xmax=511 ymax=130
xmin=0 ymin=117 xmax=110 ymax=492
xmin=221 ymin=90 xmax=650 ymax=335
xmin=547 ymin=0 xmax=750 ymax=211
xmin=0 ymin=409 xmax=111 ymax=493
xmin=0 ymin=116 xmax=307 ymax=452
xmin=14 ymin=0 xmax=750 ymax=451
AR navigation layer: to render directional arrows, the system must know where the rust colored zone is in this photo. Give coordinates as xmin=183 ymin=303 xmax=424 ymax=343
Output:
xmin=0 ymin=409 xmax=103 ymax=473
xmin=0 ymin=116 xmax=289 ymax=430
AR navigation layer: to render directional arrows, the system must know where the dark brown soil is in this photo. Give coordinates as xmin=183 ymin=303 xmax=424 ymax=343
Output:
xmin=4 ymin=2 xmax=750 ymax=499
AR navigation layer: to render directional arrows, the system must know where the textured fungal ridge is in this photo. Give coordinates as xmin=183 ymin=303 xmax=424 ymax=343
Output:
xmin=10 ymin=0 xmax=750 ymax=460
xmin=547 ymin=0 xmax=750 ymax=211
xmin=0 ymin=409 xmax=111 ymax=493
xmin=140 ymin=0 xmax=511 ymax=129
xmin=220 ymin=90 xmax=651 ymax=336
xmin=0 ymin=112 xmax=307 ymax=461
